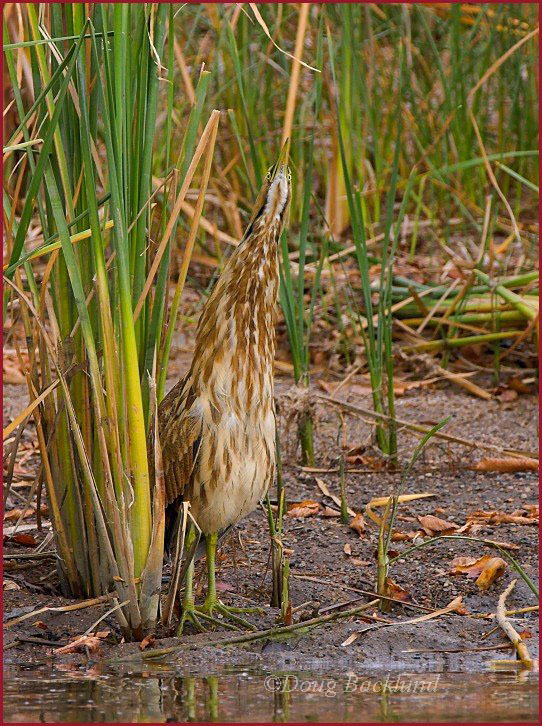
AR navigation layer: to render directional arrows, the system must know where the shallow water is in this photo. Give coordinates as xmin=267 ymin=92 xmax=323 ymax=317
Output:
xmin=3 ymin=664 xmax=538 ymax=723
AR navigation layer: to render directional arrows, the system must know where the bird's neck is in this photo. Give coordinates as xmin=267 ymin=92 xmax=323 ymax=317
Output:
xmin=190 ymin=228 xmax=280 ymax=399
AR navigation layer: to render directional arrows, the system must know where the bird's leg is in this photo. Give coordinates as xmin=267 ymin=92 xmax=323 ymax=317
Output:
xmin=200 ymin=531 xmax=260 ymax=630
xmin=177 ymin=524 xmax=206 ymax=635
xmin=177 ymin=529 xmax=241 ymax=634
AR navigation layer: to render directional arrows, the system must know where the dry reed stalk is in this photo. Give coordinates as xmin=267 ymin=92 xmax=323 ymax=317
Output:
xmin=281 ymin=3 xmax=310 ymax=145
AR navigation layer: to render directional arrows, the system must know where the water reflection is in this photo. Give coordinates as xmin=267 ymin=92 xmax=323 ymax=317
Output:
xmin=3 ymin=664 xmax=539 ymax=723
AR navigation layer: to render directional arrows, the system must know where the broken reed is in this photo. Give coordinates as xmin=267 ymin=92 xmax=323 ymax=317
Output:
xmin=3 ymin=4 xmax=218 ymax=638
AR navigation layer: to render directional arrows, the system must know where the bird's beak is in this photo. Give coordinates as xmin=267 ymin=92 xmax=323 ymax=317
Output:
xmin=269 ymin=138 xmax=290 ymax=181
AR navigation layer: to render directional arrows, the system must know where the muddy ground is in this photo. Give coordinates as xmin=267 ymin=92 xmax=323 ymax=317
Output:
xmin=3 ymin=342 xmax=539 ymax=675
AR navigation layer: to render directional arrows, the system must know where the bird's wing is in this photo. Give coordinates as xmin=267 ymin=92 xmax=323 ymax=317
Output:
xmin=158 ymin=376 xmax=202 ymax=506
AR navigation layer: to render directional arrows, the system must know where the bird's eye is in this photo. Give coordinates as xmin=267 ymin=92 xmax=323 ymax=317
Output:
xmin=266 ymin=168 xmax=272 ymax=180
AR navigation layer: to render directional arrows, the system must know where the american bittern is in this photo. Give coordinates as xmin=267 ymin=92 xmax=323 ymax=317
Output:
xmin=159 ymin=141 xmax=291 ymax=633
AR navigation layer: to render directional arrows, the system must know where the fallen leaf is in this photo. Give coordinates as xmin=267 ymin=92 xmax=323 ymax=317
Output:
xmin=4 ymin=504 xmax=48 ymax=522
xmin=341 ymin=632 xmax=359 ymax=647
xmin=346 ymin=451 xmax=387 ymax=470
xmin=315 ymin=479 xmax=356 ymax=517
xmin=321 ymin=506 xmax=341 ymax=518
xmin=480 ymin=539 xmax=519 ymax=551
xmin=385 ymin=577 xmax=410 ymax=602
xmin=3 ymin=580 xmax=20 ymax=591
xmin=467 ymin=509 xmax=538 ymax=526
xmin=53 ymin=630 xmax=110 ymax=655
xmin=346 ymin=443 xmax=385 ymax=468
xmin=472 ymin=457 xmax=538 ymax=473
xmin=496 ymin=388 xmax=518 ymax=403
xmin=350 ymin=559 xmax=370 ymax=566
xmin=519 ymin=630 xmax=533 ymax=640
xmin=286 ymin=500 xmax=320 ymax=518
xmin=31 ymin=620 xmax=48 ymax=630
xmin=475 ymin=557 xmax=507 ymax=591
xmin=507 ymin=377 xmax=533 ymax=395
xmin=453 ymin=600 xmax=470 ymax=616
xmin=349 ymin=512 xmax=366 ymax=537
xmin=3 ymin=533 xmax=37 ymax=547
xmin=418 ymin=514 xmax=458 ymax=536
xmin=139 ymin=633 xmax=156 ymax=650
xmin=450 ymin=554 xmax=507 ymax=589
xmin=450 ymin=555 xmax=492 ymax=577
xmin=366 ymin=493 xmax=435 ymax=526
xmin=391 ymin=531 xmax=410 ymax=542
xmin=343 ymin=543 xmax=352 ymax=556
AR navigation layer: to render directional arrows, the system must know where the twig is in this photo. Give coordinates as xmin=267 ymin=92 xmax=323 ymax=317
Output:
xmin=472 ymin=605 xmax=539 ymax=620
xmin=496 ymin=579 xmax=533 ymax=669
xmin=292 ymin=574 xmax=435 ymax=613
xmin=318 ymin=394 xmax=538 ymax=460
xmin=4 ymin=593 xmax=117 ymax=628
xmin=114 ymin=601 xmax=385 ymax=662
xmin=3 ymin=551 xmax=57 ymax=559
xmin=7 ymin=635 xmax=69 ymax=647
xmin=84 ymin=600 xmax=130 ymax=636
xmin=404 ymin=644 xmax=513 ymax=654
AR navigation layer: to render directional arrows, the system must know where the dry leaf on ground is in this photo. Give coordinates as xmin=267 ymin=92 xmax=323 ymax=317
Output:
xmin=475 ymin=557 xmax=507 ymax=591
xmin=506 ymin=377 xmax=534 ymax=394
xmin=54 ymin=631 xmax=110 ymax=655
xmin=3 ymin=533 xmax=37 ymax=547
xmin=343 ymin=543 xmax=352 ymax=556
xmin=31 ymin=620 xmax=48 ymax=630
xmin=496 ymin=388 xmax=518 ymax=403
xmin=3 ymin=580 xmax=20 ymax=591
xmin=472 ymin=458 xmax=538 ymax=473
xmin=467 ymin=508 xmax=538 ymax=526
xmin=139 ymin=633 xmax=156 ymax=650
xmin=385 ymin=577 xmax=410 ymax=602
xmin=4 ymin=505 xmax=48 ymax=522
xmin=315 ymin=478 xmax=356 ymax=517
xmin=349 ymin=512 xmax=366 ymax=537
xmin=341 ymin=632 xmax=360 ymax=647
xmin=450 ymin=555 xmax=493 ymax=577
xmin=418 ymin=514 xmax=458 ymax=536
xmin=450 ymin=554 xmax=507 ymax=590
xmin=286 ymin=500 xmax=320 ymax=518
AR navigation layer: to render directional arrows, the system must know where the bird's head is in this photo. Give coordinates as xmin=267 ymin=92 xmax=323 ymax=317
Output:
xmin=243 ymin=139 xmax=291 ymax=240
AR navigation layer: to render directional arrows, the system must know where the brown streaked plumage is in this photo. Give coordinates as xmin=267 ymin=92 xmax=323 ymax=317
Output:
xmin=159 ymin=141 xmax=291 ymax=631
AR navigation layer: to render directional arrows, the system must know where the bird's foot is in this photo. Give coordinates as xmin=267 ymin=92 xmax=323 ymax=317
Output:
xmin=177 ymin=601 xmax=208 ymax=636
xmin=177 ymin=599 xmax=253 ymax=636
xmin=200 ymin=596 xmax=259 ymax=631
